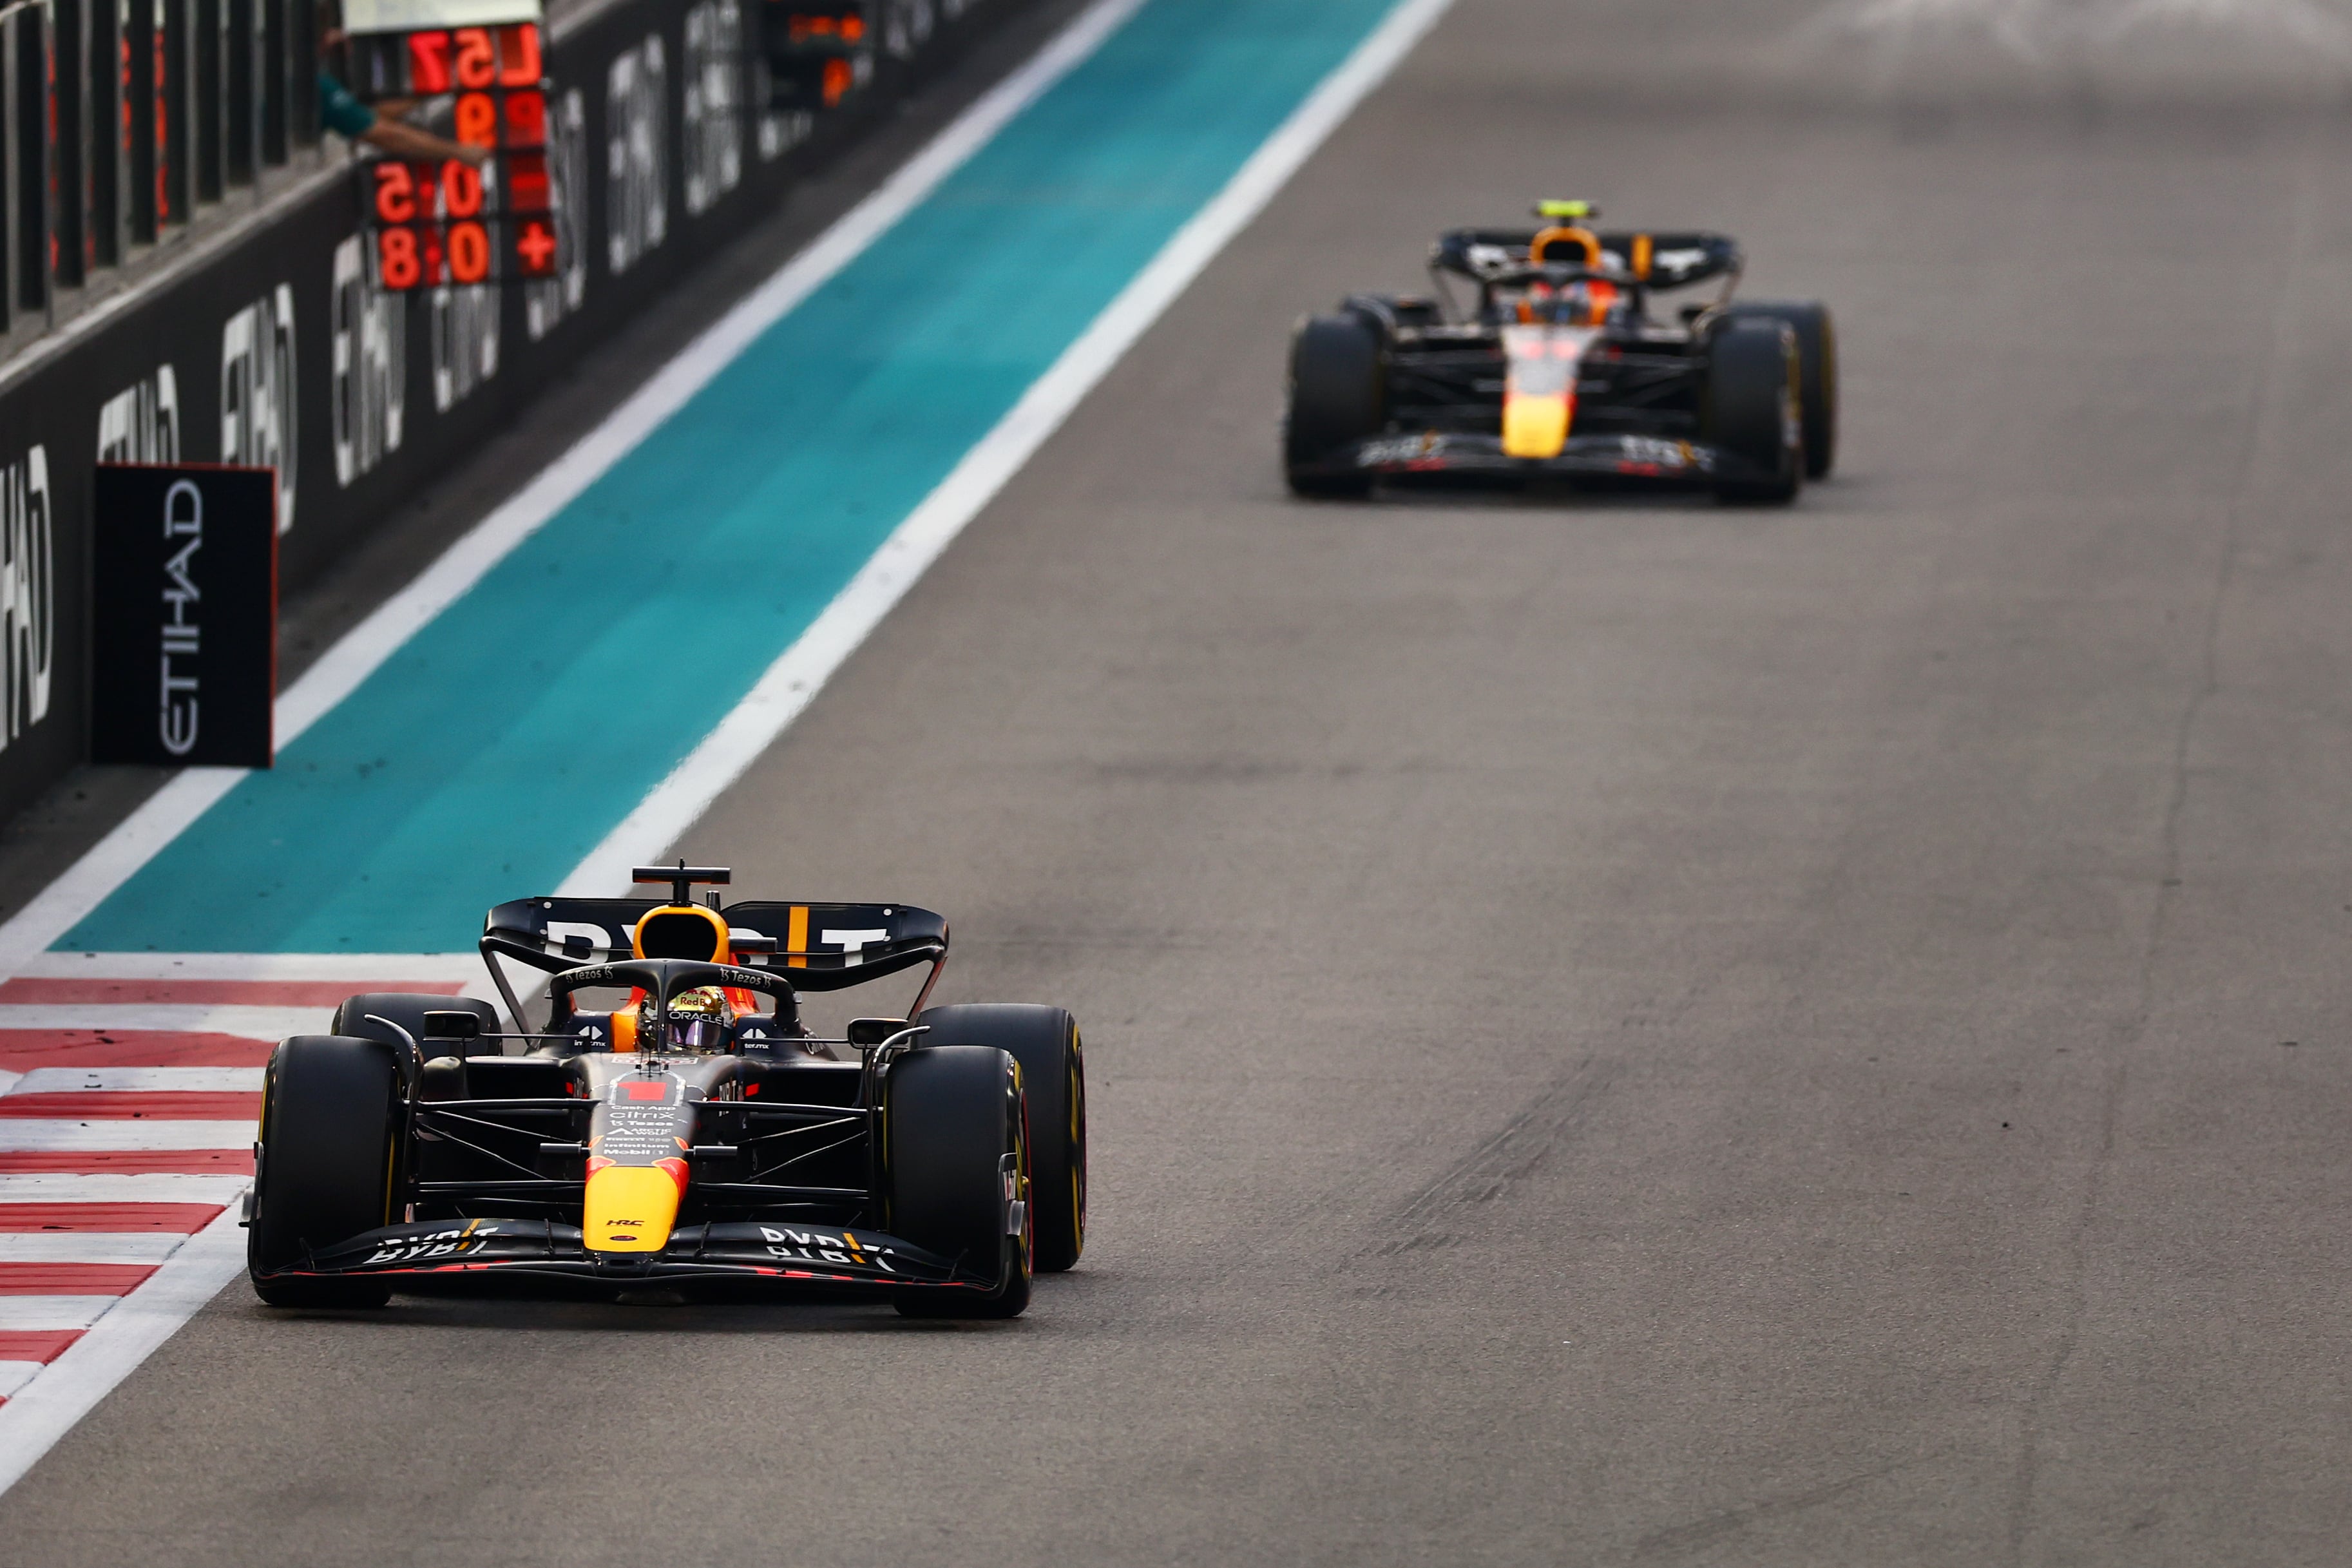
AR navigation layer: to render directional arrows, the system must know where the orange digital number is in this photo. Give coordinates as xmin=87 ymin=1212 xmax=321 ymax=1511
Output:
xmin=441 ymin=158 xmax=484 ymax=218
xmin=454 ymin=91 xmax=497 ymax=149
xmin=788 ymin=12 xmax=863 ymax=41
xmin=448 ymin=221 xmax=491 ymax=284
xmin=372 ymin=160 xmax=414 ymax=224
xmin=822 ymin=57 xmax=852 ymax=107
xmin=502 ymin=88 xmax=546 ymax=148
xmin=406 ymin=30 xmax=451 ymax=93
xmin=378 ymin=227 xmax=420 ymax=289
xmin=453 ymin=26 xmax=496 ymax=88
xmin=496 ymin=23 xmax=541 ymax=86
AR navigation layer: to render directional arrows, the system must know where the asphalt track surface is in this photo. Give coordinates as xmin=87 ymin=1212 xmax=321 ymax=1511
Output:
xmin=9 ymin=0 xmax=2352 ymax=1562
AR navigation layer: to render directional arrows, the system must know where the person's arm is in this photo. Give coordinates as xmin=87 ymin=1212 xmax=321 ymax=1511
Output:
xmin=321 ymin=68 xmax=486 ymax=164
xmin=361 ymin=118 xmax=489 ymax=165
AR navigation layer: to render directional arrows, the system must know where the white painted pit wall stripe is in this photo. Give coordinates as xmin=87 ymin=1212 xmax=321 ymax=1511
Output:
xmin=0 ymin=0 xmax=1154 ymax=980
xmin=0 ymin=1208 xmax=249 ymax=1493
xmin=560 ymin=0 xmax=1460 ymax=891
xmin=0 ymin=1123 xmax=256 ymax=1153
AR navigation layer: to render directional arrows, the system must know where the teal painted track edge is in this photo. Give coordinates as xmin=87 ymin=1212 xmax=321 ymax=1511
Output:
xmin=66 ymin=0 xmax=1403 ymax=953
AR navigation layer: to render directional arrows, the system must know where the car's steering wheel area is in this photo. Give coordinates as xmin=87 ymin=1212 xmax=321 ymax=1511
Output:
xmin=547 ymin=958 xmax=798 ymax=1053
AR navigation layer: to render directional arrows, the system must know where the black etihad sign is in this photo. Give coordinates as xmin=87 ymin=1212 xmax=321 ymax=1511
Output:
xmin=90 ymin=464 xmax=277 ymax=768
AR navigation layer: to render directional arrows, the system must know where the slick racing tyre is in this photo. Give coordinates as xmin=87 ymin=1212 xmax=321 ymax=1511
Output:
xmin=1704 ymin=317 xmax=1804 ymax=506
xmin=1284 ymin=313 xmax=1384 ymax=499
xmin=916 ymin=1004 xmax=1085 ymax=1271
xmin=885 ymin=1045 xmax=1032 ymax=1319
xmin=1723 ymin=300 xmax=1837 ymax=479
xmin=249 ymin=1035 xmax=405 ymax=1308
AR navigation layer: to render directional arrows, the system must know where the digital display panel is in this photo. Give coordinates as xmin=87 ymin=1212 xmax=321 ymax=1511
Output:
xmin=762 ymin=1 xmax=872 ymax=110
xmin=353 ymin=24 xmax=566 ymax=291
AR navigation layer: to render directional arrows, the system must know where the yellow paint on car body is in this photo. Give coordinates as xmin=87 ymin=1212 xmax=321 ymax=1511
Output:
xmin=584 ymin=1162 xmax=685 ymax=1252
xmin=1500 ymin=324 xmax=1603 ymax=460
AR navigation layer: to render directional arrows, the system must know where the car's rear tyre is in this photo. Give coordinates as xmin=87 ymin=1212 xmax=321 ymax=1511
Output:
xmin=886 ymin=1045 xmax=1031 ymax=1319
xmin=249 ymin=1035 xmax=404 ymax=1308
xmin=1704 ymin=318 xmax=1804 ymax=506
xmin=1285 ymin=313 xmax=1383 ymax=499
xmin=1724 ymin=300 xmax=1836 ymax=478
xmin=915 ymin=1004 xmax=1084 ymax=1271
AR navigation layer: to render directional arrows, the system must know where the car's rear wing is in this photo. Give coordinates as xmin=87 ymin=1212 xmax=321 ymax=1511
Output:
xmin=1431 ymin=228 xmax=1743 ymax=291
xmin=721 ymin=902 xmax=948 ymax=990
xmin=479 ymin=895 xmax=950 ymax=1026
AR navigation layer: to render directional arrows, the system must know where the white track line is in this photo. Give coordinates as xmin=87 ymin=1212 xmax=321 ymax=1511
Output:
xmin=0 ymin=1236 xmax=187 ymax=1265
xmin=0 ymin=0 xmax=1152 ymax=981
xmin=0 ymin=1123 xmax=255 ymax=1154
xmin=6 ymin=1069 xmax=264 ymax=1095
xmin=0 ymin=1207 xmax=249 ymax=1492
xmin=0 ymin=1361 xmax=43 ymax=1399
xmin=0 ymin=1174 xmax=249 ymax=1204
xmin=0 ymin=772 xmax=251 ymax=981
xmin=560 ymin=0 xmax=1460 ymax=892
xmin=0 ymin=1006 xmax=330 ymax=1038
xmin=0 ymin=1300 xmax=122 ymax=1333
xmin=16 ymin=953 xmax=486 ymax=982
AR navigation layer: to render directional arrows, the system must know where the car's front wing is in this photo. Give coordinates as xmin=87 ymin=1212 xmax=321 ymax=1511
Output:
xmin=1310 ymin=431 xmax=1764 ymax=485
xmin=254 ymin=1216 xmax=993 ymax=1296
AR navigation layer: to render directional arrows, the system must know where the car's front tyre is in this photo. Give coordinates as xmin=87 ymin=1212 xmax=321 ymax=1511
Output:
xmin=1723 ymin=300 xmax=1837 ymax=479
xmin=915 ymin=1004 xmax=1084 ymax=1271
xmin=248 ymin=1035 xmax=404 ymax=1308
xmin=1284 ymin=313 xmax=1384 ymax=499
xmin=885 ymin=1044 xmax=1032 ymax=1319
xmin=1704 ymin=317 xmax=1804 ymax=506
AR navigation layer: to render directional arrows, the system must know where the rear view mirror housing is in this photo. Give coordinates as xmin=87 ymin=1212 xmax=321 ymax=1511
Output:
xmin=422 ymin=1010 xmax=485 ymax=1044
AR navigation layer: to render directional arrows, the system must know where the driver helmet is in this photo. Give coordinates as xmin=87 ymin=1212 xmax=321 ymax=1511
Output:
xmin=644 ymin=985 xmax=734 ymax=1052
xmin=1554 ymin=280 xmax=1610 ymax=326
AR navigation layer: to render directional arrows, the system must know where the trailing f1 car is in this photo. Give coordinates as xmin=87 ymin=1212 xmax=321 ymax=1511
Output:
xmin=246 ymin=865 xmax=1084 ymax=1319
xmin=1283 ymin=201 xmax=1837 ymax=504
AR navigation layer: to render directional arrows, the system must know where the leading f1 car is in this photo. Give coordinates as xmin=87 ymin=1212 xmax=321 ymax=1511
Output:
xmin=245 ymin=865 xmax=1084 ymax=1318
xmin=1283 ymin=201 xmax=1837 ymax=504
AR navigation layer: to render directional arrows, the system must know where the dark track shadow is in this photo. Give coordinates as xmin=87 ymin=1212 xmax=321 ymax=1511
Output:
xmin=216 ymin=1272 xmax=1107 ymax=1337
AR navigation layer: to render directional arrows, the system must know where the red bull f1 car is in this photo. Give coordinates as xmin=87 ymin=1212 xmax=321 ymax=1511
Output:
xmin=245 ymin=865 xmax=1084 ymax=1318
xmin=1283 ymin=202 xmax=1837 ymax=504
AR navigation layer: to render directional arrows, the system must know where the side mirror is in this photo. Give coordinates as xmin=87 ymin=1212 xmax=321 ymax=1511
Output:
xmin=422 ymin=1009 xmax=484 ymax=1044
xmin=845 ymin=1017 xmax=908 ymax=1048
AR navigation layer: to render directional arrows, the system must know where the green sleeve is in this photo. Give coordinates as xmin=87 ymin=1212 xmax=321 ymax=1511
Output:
xmin=319 ymin=71 xmax=376 ymax=139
